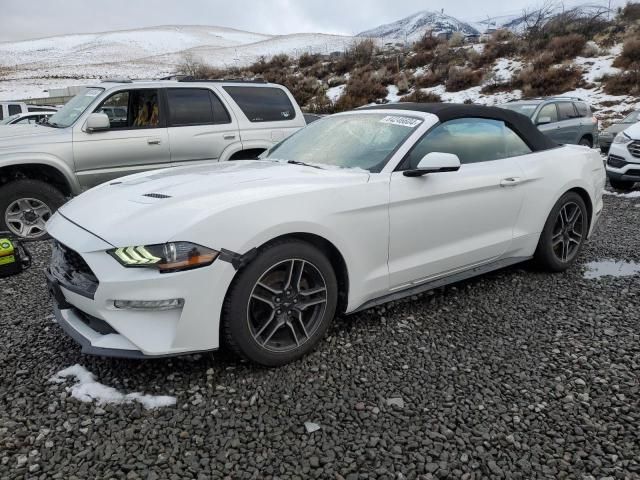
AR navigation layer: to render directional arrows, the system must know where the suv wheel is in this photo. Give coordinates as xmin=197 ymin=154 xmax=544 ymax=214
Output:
xmin=0 ymin=180 xmax=66 ymax=240
xmin=222 ymin=239 xmax=338 ymax=366
xmin=533 ymin=192 xmax=588 ymax=272
xmin=579 ymin=136 xmax=593 ymax=148
xmin=609 ymin=178 xmax=635 ymax=192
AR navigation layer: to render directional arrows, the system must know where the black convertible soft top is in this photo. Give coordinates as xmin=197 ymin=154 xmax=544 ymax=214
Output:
xmin=359 ymin=103 xmax=558 ymax=152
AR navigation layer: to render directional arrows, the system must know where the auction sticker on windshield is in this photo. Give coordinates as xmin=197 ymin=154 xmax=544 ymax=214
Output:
xmin=380 ymin=116 xmax=422 ymax=128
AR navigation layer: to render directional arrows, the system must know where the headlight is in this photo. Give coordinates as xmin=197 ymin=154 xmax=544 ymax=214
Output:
xmin=613 ymin=132 xmax=632 ymax=144
xmin=108 ymin=242 xmax=219 ymax=273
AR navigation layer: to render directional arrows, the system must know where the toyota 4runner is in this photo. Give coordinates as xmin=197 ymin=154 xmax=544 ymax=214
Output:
xmin=0 ymin=79 xmax=306 ymax=239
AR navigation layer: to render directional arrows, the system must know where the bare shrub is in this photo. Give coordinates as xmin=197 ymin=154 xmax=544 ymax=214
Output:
xmin=603 ymin=63 xmax=640 ymax=95
xmin=445 ymin=67 xmax=483 ymax=92
xmin=516 ymin=65 xmax=583 ymax=97
xmin=406 ymin=51 xmax=435 ymax=69
xmin=177 ymin=53 xmax=227 ymax=79
xmin=448 ymin=32 xmax=465 ymax=48
xmin=298 ymin=53 xmax=321 ymax=68
xmin=546 ymin=34 xmax=587 ymax=62
xmin=582 ymin=42 xmax=601 ymax=57
xmin=619 ymin=3 xmax=640 ymax=22
xmin=399 ymin=89 xmax=442 ymax=103
xmin=335 ymin=68 xmax=387 ymax=111
xmin=415 ymin=33 xmax=441 ymax=52
xmin=614 ymin=38 xmax=640 ymax=68
xmin=395 ymin=72 xmax=410 ymax=94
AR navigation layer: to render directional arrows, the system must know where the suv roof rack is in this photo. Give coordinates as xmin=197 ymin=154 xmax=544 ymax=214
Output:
xmin=546 ymin=96 xmax=584 ymax=101
xmin=101 ymin=78 xmax=133 ymax=84
xmin=177 ymin=77 xmax=268 ymax=84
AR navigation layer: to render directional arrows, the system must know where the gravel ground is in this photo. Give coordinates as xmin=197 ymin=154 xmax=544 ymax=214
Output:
xmin=1 ymin=193 xmax=640 ymax=480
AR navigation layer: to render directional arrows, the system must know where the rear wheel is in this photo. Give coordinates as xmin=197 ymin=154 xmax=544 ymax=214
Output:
xmin=0 ymin=180 xmax=66 ymax=240
xmin=533 ymin=192 xmax=588 ymax=272
xmin=579 ymin=136 xmax=593 ymax=148
xmin=609 ymin=178 xmax=635 ymax=192
xmin=222 ymin=240 xmax=338 ymax=366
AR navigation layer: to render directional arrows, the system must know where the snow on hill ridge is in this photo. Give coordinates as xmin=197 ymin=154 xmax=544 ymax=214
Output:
xmin=358 ymin=11 xmax=479 ymax=43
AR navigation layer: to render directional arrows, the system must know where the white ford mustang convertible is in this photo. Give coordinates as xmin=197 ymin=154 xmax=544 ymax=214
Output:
xmin=46 ymin=104 xmax=606 ymax=366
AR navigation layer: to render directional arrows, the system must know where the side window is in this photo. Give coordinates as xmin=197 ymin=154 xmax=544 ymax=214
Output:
xmin=210 ymin=92 xmax=231 ymax=124
xmin=574 ymin=102 xmax=590 ymax=117
xmin=558 ymin=102 xmax=578 ymax=121
xmin=167 ymin=88 xmax=213 ymax=127
xmin=537 ymin=103 xmax=558 ymax=124
xmin=8 ymin=104 xmax=21 ymax=116
xmin=223 ymin=86 xmax=296 ymax=122
xmin=402 ymin=118 xmax=532 ymax=168
xmin=15 ymin=117 xmax=30 ymax=124
xmin=95 ymin=89 xmax=159 ymax=129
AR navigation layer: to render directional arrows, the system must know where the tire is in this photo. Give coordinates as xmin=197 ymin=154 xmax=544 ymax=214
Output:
xmin=221 ymin=239 xmax=338 ymax=367
xmin=533 ymin=192 xmax=588 ymax=272
xmin=609 ymin=178 xmax=635 ymax=192
xmin=579 ymin=136 xmax=593 ymax=148
xmin=0 ymin=179 xmax=66 ymax=240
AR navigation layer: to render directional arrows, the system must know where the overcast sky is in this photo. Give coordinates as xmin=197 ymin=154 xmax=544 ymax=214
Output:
xmin=0 ymin=0 xmax=627 ymax=42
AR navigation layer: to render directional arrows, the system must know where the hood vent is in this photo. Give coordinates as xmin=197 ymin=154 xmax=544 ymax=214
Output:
xmin=143 ymin=193 xmax=172 ymax=199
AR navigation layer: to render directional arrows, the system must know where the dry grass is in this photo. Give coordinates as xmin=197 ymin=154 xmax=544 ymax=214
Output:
xmin=516 ymin=64 xmax=584 ymax=97
xmin=334 ymin=68 xmax=388 ymax=111
xmin=613 ymin=38 xmax=640 ymax=68
xmin=445 ymin=67 xmax=483 ymax=92
xmin=603 ymin=64 xmax=640 ymax=96
xmin=399 ymin=89 xmax=442 ymax=103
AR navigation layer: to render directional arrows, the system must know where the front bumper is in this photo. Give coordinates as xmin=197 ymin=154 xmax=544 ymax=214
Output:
xmin=606 ymin=142 xmax=640 ymax=182
xmin=46 ymin=212 xmax=237 ymax=358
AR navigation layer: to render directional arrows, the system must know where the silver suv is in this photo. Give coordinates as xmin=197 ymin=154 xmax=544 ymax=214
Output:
xmin=0 ymin=79 xmax=306 ymax=239
xmin=499 ymin=97 xmax=599 ymax=148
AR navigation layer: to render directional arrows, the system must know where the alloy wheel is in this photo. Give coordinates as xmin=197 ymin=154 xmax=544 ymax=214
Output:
xmin=247 ymin=259 xmax=328 ymax=353
xmin=551 ymin=201 xmax=584 ymax=263
xmin=4 ymin=198 xmax=52 ymax=239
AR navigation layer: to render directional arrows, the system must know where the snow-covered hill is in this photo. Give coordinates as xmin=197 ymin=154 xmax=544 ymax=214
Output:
xmin=358 ymin=11 xmax=479 ymax=43
xmin=0 ymin=25 xmax=355 ymax=98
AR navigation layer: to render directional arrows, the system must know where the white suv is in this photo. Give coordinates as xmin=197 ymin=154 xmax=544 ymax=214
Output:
xmin=0 ymin=79 xmax=306 ymax=238
xmin=606 ymin=122 xmax=640 ymax=191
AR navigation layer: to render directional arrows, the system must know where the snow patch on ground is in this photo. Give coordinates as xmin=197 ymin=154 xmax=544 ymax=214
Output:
xmin=386 ymin=85 xmax=401 ymax=103
xmin=326 ymin=84 xmax=346 ymax=103
xmin=584 ymin=260 xmax=640 ymax=279
xmin=50 ymin=365 xmax=176 ymax=410
xmin=604 ymin=190 xmax=640 ymax=198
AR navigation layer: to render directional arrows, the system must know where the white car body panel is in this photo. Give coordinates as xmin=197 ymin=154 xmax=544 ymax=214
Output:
xmin=606 ymin=123 xmax=640 ymax=181
xmin=46 ymin=109 xmax=606 ymax=358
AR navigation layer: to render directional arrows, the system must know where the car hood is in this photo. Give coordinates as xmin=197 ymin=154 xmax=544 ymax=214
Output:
xmin=0 ymin=124 xmax=69 ymax=148
xmin=623 ymin=122 xmax=640 ymax=140
xmin=57 ymin=161 xmax=370 ymax=246
xmin=603 ymin=123 xmax=629 ymax=135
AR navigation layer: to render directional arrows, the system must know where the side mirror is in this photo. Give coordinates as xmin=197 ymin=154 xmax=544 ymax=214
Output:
xmin=85 ymin=113 xmax=110 ymax=132
xmin=536 ymin=116 xmax=552 ymax=126
xmin=403 ymin=152 xmax=461 ymax=177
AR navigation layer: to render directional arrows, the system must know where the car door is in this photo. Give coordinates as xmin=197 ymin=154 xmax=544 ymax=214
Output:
xmin=72 ymin=88 xmax=170 ymax=188
xmin=166 ymin=88 xmax=240 ymax=164
xmin=534 ymin=103 xmax=563 ymax=143
xmin=388 ymin=118 xmax=531 ymax=289
xmin=554 ymin=102 xmax=581 ymax=144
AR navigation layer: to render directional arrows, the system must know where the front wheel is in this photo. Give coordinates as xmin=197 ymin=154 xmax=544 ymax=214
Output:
xmin=609 ymin=178 xmax=635 ymax=192
xmin=533 ymin=192 xmax=588 ymax=272
xmin=0 ymin=180 xmax=66 ymax=240
xmin=222 ymin=240 xmax=338 ymax=366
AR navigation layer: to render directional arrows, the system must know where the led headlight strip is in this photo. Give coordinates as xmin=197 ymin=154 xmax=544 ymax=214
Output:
xmin=108 ymin=242 xmax=219 ymax=273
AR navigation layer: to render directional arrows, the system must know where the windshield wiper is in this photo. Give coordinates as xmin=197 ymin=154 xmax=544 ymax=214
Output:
xmin=286 ymin=160 xmax=324 ymax=170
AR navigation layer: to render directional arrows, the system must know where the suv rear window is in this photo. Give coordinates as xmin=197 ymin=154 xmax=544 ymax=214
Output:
xmin=223 ymin=86 xmax=295 ymax=122
xmin=167 ymin=88 xmax=231 ymax=126
xmin=574 ymin=102 xmax=590 ymax=117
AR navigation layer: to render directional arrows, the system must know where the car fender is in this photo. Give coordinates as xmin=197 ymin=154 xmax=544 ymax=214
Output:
xmin=218 ymin=141 xmax=272 ymax=162
xmin=0 ymin=152 xmax=80 ymax=194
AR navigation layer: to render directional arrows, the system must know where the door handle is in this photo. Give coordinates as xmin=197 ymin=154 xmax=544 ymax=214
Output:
xmin=147 ymin=138 xmax=161 ymax=145
xmin=223 ymin=134 xmax=236 ymax=140
xmin=500 ymin=177 xmax=523 ymax=187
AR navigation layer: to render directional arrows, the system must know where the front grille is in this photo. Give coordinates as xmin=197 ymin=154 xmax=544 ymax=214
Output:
xmin=629 ymin=141 xmax=640 ymax=158
xmin=608 ymin=155 xmax=627 ymax=168
xmin=50 ymin=242 xmax=99 ymax=297
xmin=626 ymin=169 xmax=640 ymax=177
